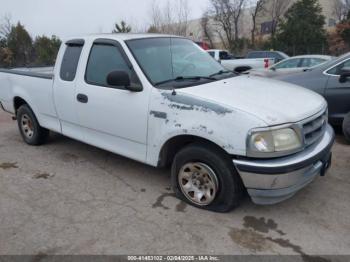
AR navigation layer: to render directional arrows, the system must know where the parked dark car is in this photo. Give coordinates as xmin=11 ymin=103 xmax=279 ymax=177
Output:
xmin=246 ymin=51 xmax=289 ymax=63
xmin=275 ymin=53 xmax=350 ymax=141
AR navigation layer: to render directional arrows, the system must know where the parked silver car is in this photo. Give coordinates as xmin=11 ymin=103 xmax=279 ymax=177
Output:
xmin=275 ymin=53 xmax=350 ymax=142
xmin=247 ymin=55 xmax=333 ymax=77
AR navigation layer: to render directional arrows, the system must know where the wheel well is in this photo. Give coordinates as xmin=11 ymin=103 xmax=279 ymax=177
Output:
xmin=14 ymin=97 xmax=28 ymax=113
xmin=234 ymin=66 xmax=252 ymax=73
xmin=158 ymin=135 xmax=228 ymax=168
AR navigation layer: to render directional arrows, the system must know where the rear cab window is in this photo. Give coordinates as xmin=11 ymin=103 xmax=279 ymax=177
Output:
xmin=60 ymin=40 xmax=84 ymax=81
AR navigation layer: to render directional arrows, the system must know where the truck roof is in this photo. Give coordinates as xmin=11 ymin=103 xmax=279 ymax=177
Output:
xmin=66 ymin=33 xmax=182 ymax=42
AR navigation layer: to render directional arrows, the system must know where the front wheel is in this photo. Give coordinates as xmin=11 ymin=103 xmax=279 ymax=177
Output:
xmin=343 ymin=112 xmax=350 ymax=143
xmin=171 ymin=143 xmax=244 ymax=212
xmin=17 ymin=104 xmax=49 ymax=145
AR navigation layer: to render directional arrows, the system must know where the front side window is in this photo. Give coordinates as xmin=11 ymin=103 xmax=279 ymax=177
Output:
xmin=301 ymin=58 xmax=326 ymax=68
xmin=60 ymin=44 xmax=83 ymax=81
xmin=274 ymin=58 xmax=301 ymax=69
xmin=127 ymin=38 xmax=232 ymax=88
xmin=327 ymin=59 xmax=350 ymax=75
xmin=85 ymin=44 xmax=134 ymax=87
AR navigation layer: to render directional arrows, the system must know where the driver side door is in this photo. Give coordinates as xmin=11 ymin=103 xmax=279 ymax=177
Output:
xmin=324 ymin=58 xmax=350 ymax=125
xmin=75 ymin=39 xmax=150 ymax=162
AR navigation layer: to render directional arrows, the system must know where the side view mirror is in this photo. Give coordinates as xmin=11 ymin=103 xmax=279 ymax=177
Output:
xmin=339 ymin=68 xmax=350 ymax=83
xmin=106 ymin=70 xmax=142 ymax=92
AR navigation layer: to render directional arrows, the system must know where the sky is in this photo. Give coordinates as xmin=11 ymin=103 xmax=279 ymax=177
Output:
xmin=0 ymin=0 xmax=210 ymax=40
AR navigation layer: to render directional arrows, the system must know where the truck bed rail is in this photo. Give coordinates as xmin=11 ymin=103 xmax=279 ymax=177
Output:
xmin=0 ymin=68 xmax=53 ymax=80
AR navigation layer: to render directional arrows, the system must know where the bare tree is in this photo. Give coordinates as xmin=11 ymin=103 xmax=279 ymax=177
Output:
xmin=209 ymin=0 xmax=246 ymax=51
xmin=250 ymin=0 xmax=266 ymax=47
xmin=201 ymin=11 xmax=215 ymax=48
xmin=149 ymin=0 xmax=190 ymax=36
xmin=270 ymin=0 xmax=290 ymax=36
xmin=0 ymin=14 xmax=13 ymax=39
xmin=334 ymin=0 xmax=350 ymax=22
xmin=231 ymin=0 xmax=246 ymax=41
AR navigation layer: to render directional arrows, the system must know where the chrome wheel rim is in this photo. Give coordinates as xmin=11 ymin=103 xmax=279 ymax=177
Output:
xmin=178 ymin=162 xmax=219 ymax=206
xmin=21 ymin=114 xmax=34 ymax=139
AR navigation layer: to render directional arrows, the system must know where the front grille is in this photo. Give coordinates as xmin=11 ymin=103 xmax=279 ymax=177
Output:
xmin=302 ymin=110 xmax=327 ymax=146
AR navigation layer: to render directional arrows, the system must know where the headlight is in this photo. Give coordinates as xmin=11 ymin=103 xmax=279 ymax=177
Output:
xmin=248 ymin=128 xmax=302 ymax=157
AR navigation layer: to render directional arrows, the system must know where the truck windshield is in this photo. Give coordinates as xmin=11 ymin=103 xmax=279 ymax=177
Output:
xmin=126 ymin=37 xmax=235 ymax=88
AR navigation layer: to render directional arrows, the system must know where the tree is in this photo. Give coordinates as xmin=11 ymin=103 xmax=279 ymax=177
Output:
xmin=201 ymin=11 xmax=215 ymax=48
xmin=250 ymin=0 xmax=267 ymax=47
xmin=6 ymin=22 xmax=33 ymax=67
xmin=0 ymin=14 xmax=12 ymax=39
xmin=270 ymin=0 xmax=290 ymax=36
xmin=333 ymin=0 xmax=350 ymax=22
xmin=0 ymin=47 xmax=13 ymax=68
xmin=113 ymin=21 xmax=132 ymax=33
xmin=33 ymin=35 xmax=61 ymax=66
xmin=147 ymin=25 xmax=160 ymax=33
xmin=149 ymin=0 xmax=190 ymax=36
xmin=209 ymin=0 xmax=246 ymax=52
xmin=275 ymin=0 xmax=326 ymax=55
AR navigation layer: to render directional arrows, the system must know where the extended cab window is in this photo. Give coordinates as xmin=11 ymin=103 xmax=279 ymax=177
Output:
xmin=60 ymin=44 xmax=83 ymax=81
xmin=86 ymin=44 xmax=133 ymax=87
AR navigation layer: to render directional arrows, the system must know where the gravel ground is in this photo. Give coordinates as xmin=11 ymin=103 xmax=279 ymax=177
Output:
xmin=0 ymin=110 xmax=349 ymax=258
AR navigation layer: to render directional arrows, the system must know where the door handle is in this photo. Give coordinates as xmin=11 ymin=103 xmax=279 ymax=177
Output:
xmin=77 ymin=94 xmax=88 ymax=103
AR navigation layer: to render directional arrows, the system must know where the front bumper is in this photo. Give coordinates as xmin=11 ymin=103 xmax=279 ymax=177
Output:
xmin=233 ymin=124 xmax=335 ymax=205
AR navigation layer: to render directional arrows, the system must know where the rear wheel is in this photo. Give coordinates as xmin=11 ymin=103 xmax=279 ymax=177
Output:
xmin=343 ymin=112 xmax=350 ymax=143
xmin=171 ymin=143 xmax=244 ymax=212
xmin=17 ymin=104 xmax=49 ymax=145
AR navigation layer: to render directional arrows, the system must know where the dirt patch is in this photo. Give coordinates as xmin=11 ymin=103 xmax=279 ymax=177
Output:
xmin=266 ymin=237 xmax=331 ymax=262
xmin=33 ymin=173 xmax=54 ymax=180
xmin=243 ymin=216 xmax=286 ymax=236
xmin=140 ymin=188 xmax=146 ymax=193
xmin=152 ymin=192 xmax=176 ymax=210
xmin=59 ymin=153 xmax=79 ymax=162
xmin=175 ymin=201 xmax=187 ymax=212
xmin=229 ymin=228 xmax=271 ymax=252
xmin=0 ymin=162 xmax=18 ymax=170
xmin=231 ymin=217 xmax=331 ymax=262
xmin=29 ymin=252 xmax=48 ymax=262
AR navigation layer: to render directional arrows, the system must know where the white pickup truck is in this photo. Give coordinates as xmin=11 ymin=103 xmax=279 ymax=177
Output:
xmin=0 ymin=34 xmax=335 ymax=212
xmin=207 ymin=49 xmax=288 ymax=73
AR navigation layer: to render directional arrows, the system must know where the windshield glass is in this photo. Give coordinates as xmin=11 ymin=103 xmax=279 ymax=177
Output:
xmin=126 ymin=37 xmax=233 ymax=88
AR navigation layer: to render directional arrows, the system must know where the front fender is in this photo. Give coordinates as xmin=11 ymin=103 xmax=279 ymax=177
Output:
xmin=146 ymin=89 xmax=266 ymax=166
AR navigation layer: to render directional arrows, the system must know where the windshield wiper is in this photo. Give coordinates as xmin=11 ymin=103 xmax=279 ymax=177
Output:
xmin=209 ymin=70 xmax=235 ymax=78
xmin=154 ymin=76 xmax=216 ymax=86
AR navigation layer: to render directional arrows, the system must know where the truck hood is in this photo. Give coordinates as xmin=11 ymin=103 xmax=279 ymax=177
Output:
xmin=177 ymin=75 xmax=327 ymax=126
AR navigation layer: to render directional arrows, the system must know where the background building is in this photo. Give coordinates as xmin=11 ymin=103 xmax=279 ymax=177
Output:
xmin=187 ymin=0 xmax=341 ymax=50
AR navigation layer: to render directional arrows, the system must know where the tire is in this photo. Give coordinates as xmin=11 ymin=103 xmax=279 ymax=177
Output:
xmin=343 ymin=112 xmax=350 ymax=143
xmin=171 ymin=143 xmax=244 ymax=213
xmin=17 ymin=104 xmax=49 ymax=145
